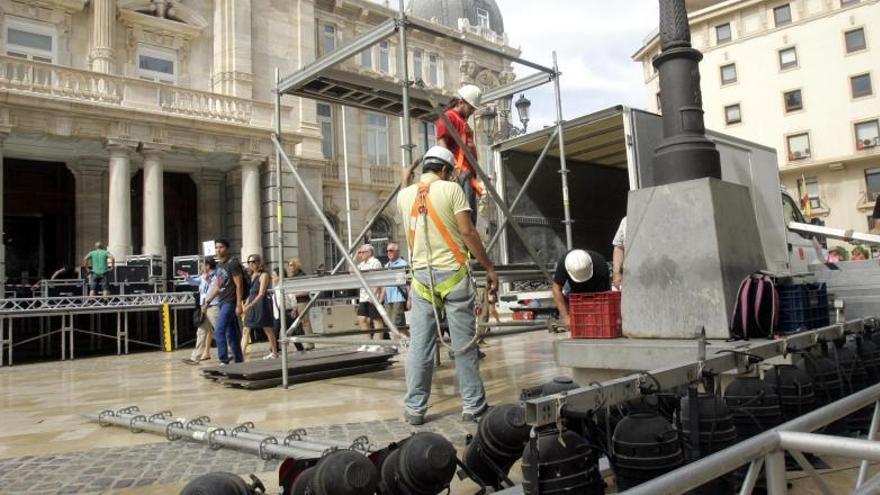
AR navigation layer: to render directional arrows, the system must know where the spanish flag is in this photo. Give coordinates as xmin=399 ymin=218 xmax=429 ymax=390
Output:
xmin=800 ymin=174 xmax=812 ymax=218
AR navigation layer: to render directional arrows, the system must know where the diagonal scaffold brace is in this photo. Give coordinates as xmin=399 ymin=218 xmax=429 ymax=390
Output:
xmin=270 ymin=134 xmax=403 ymax=344
xmin=421 ymin=87 xmax=554 ymax=285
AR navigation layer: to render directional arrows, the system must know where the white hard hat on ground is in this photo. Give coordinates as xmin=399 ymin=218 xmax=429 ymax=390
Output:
xmin=423 ymin=146 xmax=455 ymax=168
xmin=456 ymin=84 xmax=483 ymax=109
xmin=565 ymin=250 xmax=593 ymax=283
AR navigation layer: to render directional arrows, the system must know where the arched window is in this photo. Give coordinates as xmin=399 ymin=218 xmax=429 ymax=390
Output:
xmin=368 ymin=216 xmax=392 ymax=261
xmin=324 ymin=213 xmax=341 ymax=269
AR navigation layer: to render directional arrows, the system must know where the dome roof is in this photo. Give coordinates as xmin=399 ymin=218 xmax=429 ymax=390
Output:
xmin=408 ymin=0 xmax=504 ymax=35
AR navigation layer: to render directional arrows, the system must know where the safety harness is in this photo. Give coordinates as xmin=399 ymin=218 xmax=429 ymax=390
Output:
xmin=446 ymin=110 xmax=485 ymax=197
xmin=406 ymin=180 xmax=470 ymax=308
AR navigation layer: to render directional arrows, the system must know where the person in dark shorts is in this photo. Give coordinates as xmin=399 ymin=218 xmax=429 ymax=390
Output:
xmin=82 ymin=242 xmax=115 ymax=296
xmin=550 ymin=249 xmax=611 ymax=328
xmin=241 ymin=254 xmax=277 ymax=361
xmin=355 ymin=244 xmax=385 ymax=348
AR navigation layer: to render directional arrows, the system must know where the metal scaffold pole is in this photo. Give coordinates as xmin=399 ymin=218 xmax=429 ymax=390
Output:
xmin=552 ymin=51 xmax=573 ymax=250
xmin=274 ymin=67 xmax=290 ymax=389
xmin=271 ymin=135 xmax=401 ymax=340
xmin=423 ymin=91 xmax=554 ymax=284
xmin=283 ymin=183 xmax=404 ymax=338
xmin=397 ymin=0 xmax=414 ymax=167
xmin=342 ymin=106 xmax=353 ymax=249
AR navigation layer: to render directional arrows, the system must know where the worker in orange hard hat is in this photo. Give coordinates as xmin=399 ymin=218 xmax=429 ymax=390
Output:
xmin=436 ymin=84 xmax=484 ymax=224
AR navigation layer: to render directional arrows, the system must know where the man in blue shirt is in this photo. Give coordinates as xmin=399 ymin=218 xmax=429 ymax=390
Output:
xmin=179 ymin=257 xmax=219 ymax=365
xmin=382 ymin=242 xmax=409 ymax=333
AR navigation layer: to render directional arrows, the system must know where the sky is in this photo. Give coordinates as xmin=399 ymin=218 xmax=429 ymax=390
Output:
xmin=501 ymin=0 xmax=660 ymax=129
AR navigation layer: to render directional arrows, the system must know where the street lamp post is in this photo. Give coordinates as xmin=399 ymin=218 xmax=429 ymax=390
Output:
xmin=481 ymin=93 xmax=532 ymax=143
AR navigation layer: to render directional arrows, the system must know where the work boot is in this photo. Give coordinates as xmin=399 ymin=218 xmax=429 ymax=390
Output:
xmin=462 ymin=404 xmax=490 ymax=423
xmin=404 ymin=411 xmax=425 ymax=426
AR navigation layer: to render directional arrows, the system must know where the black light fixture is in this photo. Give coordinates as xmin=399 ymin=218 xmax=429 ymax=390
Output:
xmin=514 ymin=94 xmax=531 ymax=133
xmin=479 ymin=106 xmax=498 ymax=136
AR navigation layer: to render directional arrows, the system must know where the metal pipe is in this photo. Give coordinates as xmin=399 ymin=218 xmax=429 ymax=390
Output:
xmin=527 ymin=321 xmax=853 ymax=425
xmin=620 ymin=381 xmax=880 ymax=495
xmin=855 ymin=472 xmax=880 ymax=495
xmin=278 ymin=20 xmax=398 ymax=93
xmin=480 ymin=325 xmax=550 ymax=339
xmin=397 ymin=0 xmax=413 ymax=167
xmin=426 ymin=93 xmax=553 ymax=284
xmin=481 ymin=72 xmax=555 ymax=105
xmin=778 ymin=431 xmax=880 ymax=462
xmin=856 ymin=401 xmax=880 ymax=488
xmin=272 ymin=135 xmax=401 ymax=339
xmin=486 ymin=126 xmax=559 ymax=252
xmin=285 ymin=181 xmax=405 ymax=337
xmin=764 ymin=450 xmax=787 ymax=495
xmin=788 ymin=450 xmax=833 ymax=495
xmin=292 ymin=336 xmax=400 ymax=347
xmin=82 ymin=410 xmax=347 ymax=461
xmin=342 ymin=107 xmax=353 ymax=249
xmin=738 ymin=458 xmax=763 ymax=495
xmin=551 ymin=52 xmax=572 ymax=249
xmin=274 ymin=67 xmax=290 ymax=389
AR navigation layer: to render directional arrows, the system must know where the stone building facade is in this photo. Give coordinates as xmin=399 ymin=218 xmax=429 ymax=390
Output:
xmin=634 ymin=0 xmax=880 ymax=252
xmin=0 ymin=0 xmax=515 ymax=284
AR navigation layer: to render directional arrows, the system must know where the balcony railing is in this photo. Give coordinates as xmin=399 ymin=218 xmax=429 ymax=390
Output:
xmin=0 ymin=56 xmax=266 ymax=127
xmin=323 ymin=161 xmax=340 ymax=180
xmin=0 ymin=56 xmax=122 ymax=103
xmin=370 ymin=165 xmax=397 ymax=185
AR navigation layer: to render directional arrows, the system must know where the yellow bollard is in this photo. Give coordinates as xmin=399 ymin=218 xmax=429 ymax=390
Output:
xmin=162 ymin=303 xmax=172 ymax=352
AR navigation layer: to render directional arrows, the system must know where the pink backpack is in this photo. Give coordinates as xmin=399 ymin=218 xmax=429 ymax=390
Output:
xmin=730 ymin=274 xmax=779 ymax=340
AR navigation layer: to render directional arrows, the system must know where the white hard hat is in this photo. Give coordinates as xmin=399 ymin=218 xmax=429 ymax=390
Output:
xmin=564 ymin=250 xmax=593 ymax=283
xmin=456 ymin=84 xmax=483 ymax=108
xmin=422 ymin=146 xmax=455 ymax=169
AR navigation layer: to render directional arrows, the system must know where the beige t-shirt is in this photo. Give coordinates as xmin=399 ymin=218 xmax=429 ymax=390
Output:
xmin=397 ymin=173 xmax=471 ymax=271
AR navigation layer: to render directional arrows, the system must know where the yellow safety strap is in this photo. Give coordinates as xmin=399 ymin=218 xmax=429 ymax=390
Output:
xmin=411 ymin=265 xmax=468 ymax=309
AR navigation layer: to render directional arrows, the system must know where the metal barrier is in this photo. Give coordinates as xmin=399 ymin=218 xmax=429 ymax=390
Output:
xmin=620 ymin=386 xmax=880 ymax=495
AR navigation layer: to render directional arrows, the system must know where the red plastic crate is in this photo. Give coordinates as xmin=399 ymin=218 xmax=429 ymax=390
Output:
xmin=513 ymin=309 xmax=536 ymax=320
xmin=569 ymin=291 xmax=622 ymax=339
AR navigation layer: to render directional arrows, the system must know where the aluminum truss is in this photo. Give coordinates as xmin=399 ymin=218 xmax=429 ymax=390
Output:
xmin=272 ymin=0 xmax=571 ymax=388
xmin=0 ymin=292 xmax=196 ymax=366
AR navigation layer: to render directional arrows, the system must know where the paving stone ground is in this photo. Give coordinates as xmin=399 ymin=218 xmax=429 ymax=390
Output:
xmin=0 ymin=415 xmax=476 ymax=494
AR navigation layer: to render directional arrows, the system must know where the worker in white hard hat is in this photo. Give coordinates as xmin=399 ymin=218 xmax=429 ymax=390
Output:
xmin=397 ymin=145 xmax=498 ymax=426
xmin=436 ymin=84 xmax=484 ymax=224
xmin=551 ymin=248 xmax=611 ymax=328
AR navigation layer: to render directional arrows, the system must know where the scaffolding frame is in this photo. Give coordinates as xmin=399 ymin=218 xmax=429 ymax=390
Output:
xmin=272 ymin=0 xmax=571 ymax=388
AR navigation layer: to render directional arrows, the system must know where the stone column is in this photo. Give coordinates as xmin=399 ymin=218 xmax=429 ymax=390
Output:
xmin=212 ymin=0 xmax=254 ymax=98
xmin=68 ymin=159 xmax=107 ymax=263
xmin=0 ymin=134 xmax=7 ymax=288
xmin=107 ymin=142 xmax=134 ymax=259
xmin=141 ymin=146 xmax=168 ymax=260
xmin=240 ymin=155 xmax=263 ymax=261
xmin=194 ymin=169 xmax=226 ymax=243
xmin=89 ymin=0 xmax=116 ymax=74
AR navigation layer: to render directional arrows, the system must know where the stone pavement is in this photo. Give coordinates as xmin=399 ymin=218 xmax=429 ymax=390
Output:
xmin=0 ymin=415 xmax=477 ymax=494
